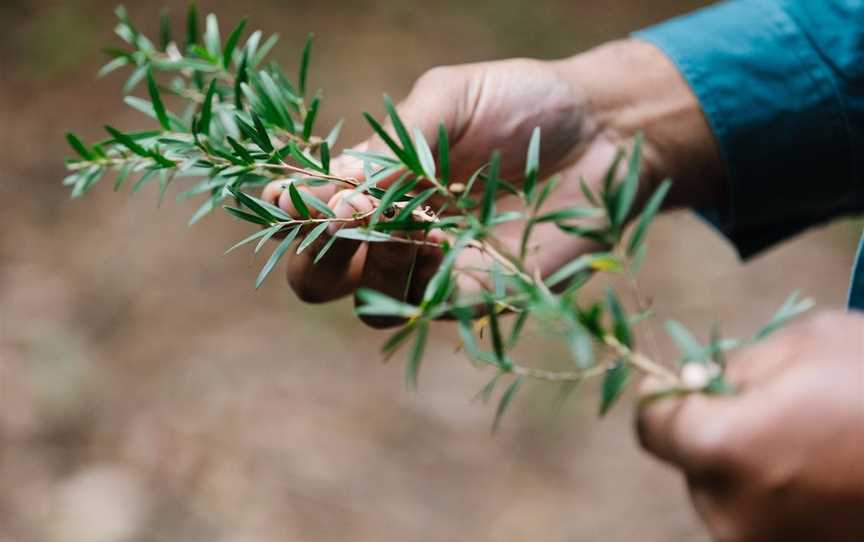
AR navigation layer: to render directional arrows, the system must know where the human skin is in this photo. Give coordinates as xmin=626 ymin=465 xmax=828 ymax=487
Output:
xmin=638 ymin=311 xmax=864 ymax=541
xmin=260 ymin=39 xmax=864 ymax=539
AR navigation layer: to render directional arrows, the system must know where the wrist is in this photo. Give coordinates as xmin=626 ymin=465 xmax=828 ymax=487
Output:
xmin=554 ymin=39 xmax=726 ymax=210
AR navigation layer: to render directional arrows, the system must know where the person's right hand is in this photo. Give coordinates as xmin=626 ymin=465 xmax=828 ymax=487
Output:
xmin=261 ymin=40 xmax=724 ymax=326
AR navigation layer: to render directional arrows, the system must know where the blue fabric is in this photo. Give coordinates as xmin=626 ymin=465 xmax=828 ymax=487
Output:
xmin=634 ymin=0 xmax=864 ymax=310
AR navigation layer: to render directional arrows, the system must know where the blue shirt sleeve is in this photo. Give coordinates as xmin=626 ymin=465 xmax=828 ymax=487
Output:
xmin=634 ymin=0 xmax=864 ymax=258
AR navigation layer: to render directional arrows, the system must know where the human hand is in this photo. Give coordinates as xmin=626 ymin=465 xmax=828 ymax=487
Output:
xmin=261 ymin=40 xmax=723 ymax=326
xmin=638 ymin=310 xmax=864 ymax=542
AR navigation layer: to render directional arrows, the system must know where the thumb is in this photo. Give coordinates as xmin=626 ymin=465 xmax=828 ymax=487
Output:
xmin=636 ymin=376 xmax=739 ymax=474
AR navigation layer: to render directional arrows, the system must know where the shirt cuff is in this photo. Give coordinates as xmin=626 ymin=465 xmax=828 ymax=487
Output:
xmin=633 ymin=0 xmax=858 ymax=258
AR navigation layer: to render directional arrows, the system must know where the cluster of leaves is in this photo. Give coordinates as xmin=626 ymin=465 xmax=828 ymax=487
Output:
xmin=64 ymin=5 xmax=813 ymax=429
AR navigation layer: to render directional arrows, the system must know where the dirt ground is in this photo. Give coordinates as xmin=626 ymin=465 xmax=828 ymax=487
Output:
xmin=1 ymin=1 xmax=860 ymax=541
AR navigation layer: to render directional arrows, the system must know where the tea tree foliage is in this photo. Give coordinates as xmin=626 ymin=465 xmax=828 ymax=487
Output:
xmin=63 ymin=5 xmax=812 ymax=428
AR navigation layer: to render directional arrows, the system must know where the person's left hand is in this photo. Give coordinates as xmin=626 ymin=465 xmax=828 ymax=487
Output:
xmin=637 ymin=310 xmax=864 ymax=542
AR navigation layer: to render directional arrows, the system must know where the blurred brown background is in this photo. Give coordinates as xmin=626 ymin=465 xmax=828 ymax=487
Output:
xmin=0 ymin=1 xmax=859 ymax=541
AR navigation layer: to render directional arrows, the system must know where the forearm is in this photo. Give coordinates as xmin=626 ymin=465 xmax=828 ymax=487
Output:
xmin=553 ymin=39 xmax=727 ymax=211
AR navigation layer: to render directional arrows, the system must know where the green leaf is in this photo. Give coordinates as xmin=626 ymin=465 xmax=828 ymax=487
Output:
xmin=234 ymin=52 xmax=249 ymax=110
xmin=437 ymin=123 xmax=450 ymax=184
xmin=159 ymin=8 xmax=172 ymax=51
xmin=287 ymin=183 xmax=311 ymax=219
xmin=224 ymin=225 xmax=275 ymax=254
xmin=533 ymin=206 xmax=603 ymax=223
xmin=371 ymin=176 xmax=418 ymax=224
xmin=297 ymin=222 xmax=328 ymax=254
xmin=255 ymin=226 xmax=300 ymax=288
xmin=123 ymin=64 xmax=149 ymax=95
xmin=381 ymin=324 xmax=417 ymax=361
xmin=302 ymin=94 xmax=320 ymax=141
xmin=98 ymin=56 xmax=129 ymax=78
xmin=319 ymin=141 xmax=330 ymax=174
xmin=524 ymin=126 xmax=540 ymax=199
xmin=362 ymin=112 xmax=412 ymax=167
xmin=65 ymin=133 xmax=94 ymax=160
xmin=299 ymin=33 xmax=313 ymax=96
xmin=313 ymin=231 xmax=340 ymax=264
xmin=614 ymin=132 xmax=642 ymax=226
xmin=599 ymin=360 xmax=630 ymax=416
xmin=492 ymin=376 xmax=524 ymax=433
xmin=404 ymin=321 xmax=428 ymax=391
xmin=226 ymin=136 xmax=254 ymax=164
xmin=665 ymin=320 xmax=705 ymax=364
xmin=605 ymin=287 xmax=633 ymax=348
xmin=228 ymin=185 xmax=276 ymax=221
xmin=325 ymin=119 xmax=344 ymax=149
xmin=579 ymin=177 xmax=598 ymax=206
xmin=753 ymin=291 xmax=814 ymax=341
xmin=413 ymin=127 xmax=436 ymax=179
xmin=222 ymin=18 xmax=247 ymax=67
xmin=477 ymin=372 xmax=503 ymax=404
xmin=567 ymin=322 xmax=594 ymax=369
xmin=224 ymin=206 xmax=271 ymax=225
xmin=186 ymin=2 xmax=199 ymax=49
xmin=146 ymin=69 xmax=171 ymax=131
xmin=356 ymin=289 xmax=421 ymax=318
xmin=383 ymin=94 xmax=419 ymax=170
xmin=480 ymin=151 xmax=500 ymax=225
xmin=255 ymin=224 xmax=285 ymax=253
xmin=250 ymin=112 xmax=273 ymax=152
xmin=627 ymin=179 xmax=671 ymax=256
xmin=204 ymin=13 xmax=221 ymax=58
xmin=508 ymin=311 xmax=529 ymax=349
xmin=199 ymin=79 xmax=217 ymax=135
xmin=104 ymin=125 xmax=149 ymax=157
xmin=485 ymin=299 xmax=507 ymax=368
xmin=334 ymin=228 xmax=392 ymax=242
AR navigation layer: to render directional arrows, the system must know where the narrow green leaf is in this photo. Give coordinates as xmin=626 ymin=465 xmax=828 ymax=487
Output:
xmin=753 ymin=291 xmax=814 ymax=341
xmin=288 ymin=183 xmax=311 ymax=219
xmin=492 ymin=376 xmax=524 ymax=433
xmin=224 ymin=206 xmax=271 ymax=225
xmin=204 ymin=13 xmax=221 ymax=58
xmin=524 ymin=126 xmax=540 ymax=198
xmin=568 ymin=322 xmax=594 ymax=369
xmin=186 ymin=2 xmax=199 ymax=49
xmin=383 ymin=94 xmax=419 ymax=170
xmin=579 ymin=177 xmax=598 ymax=206
xmin=255 ymin=226 xmax=299 ymax=288
xmin=413 ymin=127 xmax=436 ymax=179
xmin=234 ymin=52 xmax=249 ymax=111
xmin=299 ymin=33 xmax=313 ymax=96
xmin=302 ymin=94 xmax=320 ymax=141
xmin=480 ymin=151 xmax=500 ymax=225
xmin=406 ymin=321 xmax=429 ymax=391
xmin=605 ymin=287 xmax=633 ymax=348
xmin=614 ymin=132 xmax=642 ymax=225
xmin=159 ymin=8 xmax=172 ymax=51
xmin=319 ymin=141 xmax=330 ymax=174
xmin=394 ymin=187 xmax=436 ymax=222
xmin=250 ymin=112 xmax=273 ymax=152
xmin=65 ymin=133 xmax=94 ymax=160
xmin=371 ymin=176 xmax=418 ymax=224
xmin=362 ymin=112 xmax=411 ymax=166
xmin=146 ymin=69 xmax=171 ymax=131
xmin=381 ymin=324 xmax=417 ymax=361
xmin=98 ymin=56 xmax=129 ymax=78
xmin=534 ymin=206 xmax=603 ymax=223
xmin=627 ymin=179 xmax=671 ymax=256
xmin=255 ymin=224 xmax=285 ymax=253
xmin=437 ymin=123 xmax=450 ymax=184
xmin=325 ymin=119 xmax=344 ymax=149
xmin=665 ymin=320 xmax=704 ymax=364
xmin=224 ymin=225 xmax=274 ymax=254
xmin=104 ymin=125 xmax=149 ymax=157
xmin=486 ymin=303 xmax=507 ymax=368
xmin=508 ymin=311 xmax=529 ymax=349
xmin=123 ymin=64 xmax=148 ymax=94
xmin=313 ymin=231 xmax=339 ymax=264
xmin=599 ymin=360 xmax=630 ymax=416
xmin=228 ymin=185 xmax=275 ymax=220
xmin=199 ymin=79 xmax=217 ymax=135
xmin=226 ymin=136 xmax=254 ymax=164
xmin=222 ymin=18 xmax=247 ymax=67
xmin=297 ymin=222 xmax=328 ymax=254
xmin=356 ymin=289 xmax=421 ymax=318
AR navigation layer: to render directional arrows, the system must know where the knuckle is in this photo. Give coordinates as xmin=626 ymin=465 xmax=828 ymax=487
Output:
xmin=414 ymin=65 xmax=457 ymax=89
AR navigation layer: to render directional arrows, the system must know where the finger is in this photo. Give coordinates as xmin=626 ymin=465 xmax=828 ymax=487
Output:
xmin=353 ymin=228 xmax=444 ymax=329
xmin=285 ymin=190 xmax=372 ymax=303
xmin=636 ymin=376 xmax=739 ymax=474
